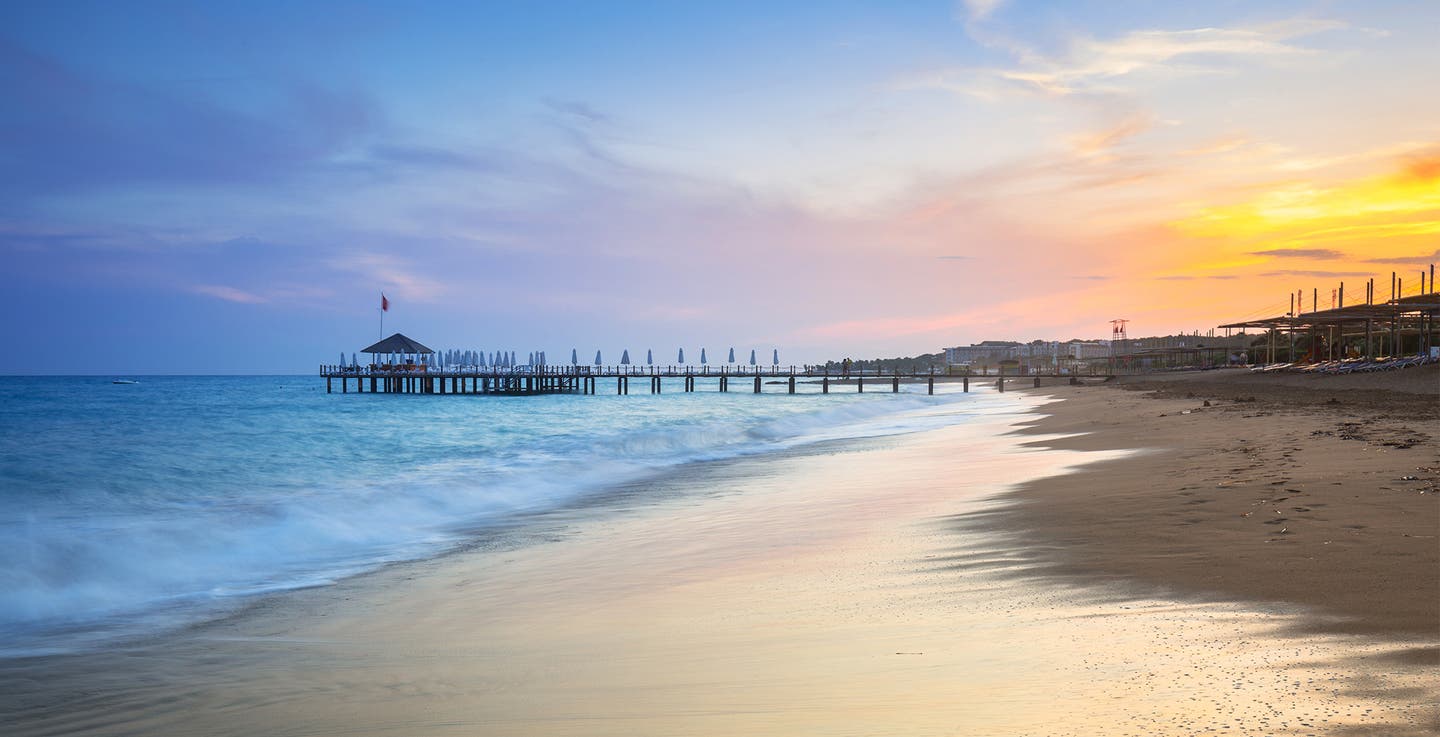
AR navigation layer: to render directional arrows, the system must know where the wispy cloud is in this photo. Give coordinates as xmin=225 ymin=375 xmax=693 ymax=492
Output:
xmin=1069 ymin=112 xmax=1156 ymax=157
xmin=909 ymin=18 xmax=1345 ymax=99
xmin=0 ymin=41 xmax=379 ymax=203
xmin=1365 ymin=248 xmax=1440 ymax=264
xmin=1250 ymin=248 xmax=1343 ymax=259
xmin=1180 ymin=135 xmax=1254 ymax=157
xmin=1155 ymin=275 xmax=1239 ymax=281
xmin=1259 ymin=269 xmax=1371 ymax=278
xmin=329 ymin=253 xmax=449 ymax=302
xmin=960 ymin=0 xmax=1006 ymax=22
xmin=543 ymin=98 xmax=610 ymax=125
xmin=190 ymin=284 xmax=268 ymax=304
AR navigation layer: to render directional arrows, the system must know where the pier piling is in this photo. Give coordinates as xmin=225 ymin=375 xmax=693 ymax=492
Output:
xmin=322 ymin=364 xmax=1098 ymax=401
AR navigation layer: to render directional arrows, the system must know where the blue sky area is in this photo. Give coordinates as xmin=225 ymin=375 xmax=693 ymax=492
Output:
xmin=5 ymin=1 xmax=1437 ymax=372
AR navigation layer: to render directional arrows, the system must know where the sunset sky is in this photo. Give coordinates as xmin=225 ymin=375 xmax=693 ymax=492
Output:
xmin=4 ymin=1 xmax=1438 ymax=372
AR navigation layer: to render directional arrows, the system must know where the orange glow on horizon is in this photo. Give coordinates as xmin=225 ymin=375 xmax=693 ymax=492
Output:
xmin=1170 ymin=153 xmax=1440 ymax=259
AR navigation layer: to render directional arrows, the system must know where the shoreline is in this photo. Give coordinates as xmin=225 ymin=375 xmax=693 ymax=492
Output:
xmin=1007 ymin=367 xmax=1439 ymax=641
xmin=2 ymin=383 xmax=1436 ymax=734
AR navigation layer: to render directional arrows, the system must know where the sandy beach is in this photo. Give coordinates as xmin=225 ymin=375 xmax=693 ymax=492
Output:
xmin=2 ymin=374 xmax=1437 ymax=736
xmin=1007 ymin=366 xmax=1439 ymax=639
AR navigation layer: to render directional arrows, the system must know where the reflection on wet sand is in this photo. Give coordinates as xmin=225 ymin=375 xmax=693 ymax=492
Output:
xmin=2 ymin=396 xmax=1434 ymax=736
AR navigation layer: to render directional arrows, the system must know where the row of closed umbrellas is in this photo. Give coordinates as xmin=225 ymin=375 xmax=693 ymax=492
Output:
xmin=341 ymin=348 xmax=782 ymax=369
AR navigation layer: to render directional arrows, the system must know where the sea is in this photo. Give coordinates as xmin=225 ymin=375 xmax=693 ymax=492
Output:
xmin=0 ymin=374 xmax=1008 ymax=657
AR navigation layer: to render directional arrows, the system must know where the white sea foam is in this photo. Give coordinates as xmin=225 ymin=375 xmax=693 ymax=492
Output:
xmin=0 ymin=376 xmax=1005 ymax=655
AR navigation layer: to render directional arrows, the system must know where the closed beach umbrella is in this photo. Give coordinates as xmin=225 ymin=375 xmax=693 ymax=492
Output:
xmin=595 ymin=350 xmax=603 ymax=366
xmin=621 ymin=349 xmax=631 ymax=365
xmin=772 ymin=348 xmax=779 ymax=365
xmin=572 ymin=348 xmax=579 ymax=365
xmin=728 ymin=347 xmax=735 ymax=364
xmin=646 ymin=349 xmax=653 ymax=365
xmin=339 ymin=352 xmax=345 ymax=367
xmin=700 ymin=348 xmax=707 ymax=364
xmin=352 ymin=352 xmax=358 ymax=367
xmin=749 ymin=349 xmax=756 ymax=365
xmin=528 ymin=352 xmax=534 ymax=366
xmin=478 ymin=351 xmax=486 ymax=367
xmin=678 ymin=348 xmax=685 ymax=363
xmin=510 ymin=351 xmax=517 ymax=367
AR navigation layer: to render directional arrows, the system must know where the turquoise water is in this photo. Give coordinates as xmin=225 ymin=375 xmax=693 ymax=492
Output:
xmin=0 ymin=375 xmax=992 ymax=655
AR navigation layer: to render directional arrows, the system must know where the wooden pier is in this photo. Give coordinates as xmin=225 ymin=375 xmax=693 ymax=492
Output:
xmin=331 ymin=333 xmax=1112 ymax=398
xmin=319 ymin=364 xmax=1110 ymax=397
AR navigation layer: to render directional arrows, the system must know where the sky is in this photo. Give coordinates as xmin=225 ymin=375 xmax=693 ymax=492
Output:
xmin=3 ymin=0 xmax=1438 ymax=373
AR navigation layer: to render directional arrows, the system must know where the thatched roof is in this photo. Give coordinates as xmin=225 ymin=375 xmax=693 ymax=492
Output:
xmin=361 ymin=333 xmax=434 ymax=355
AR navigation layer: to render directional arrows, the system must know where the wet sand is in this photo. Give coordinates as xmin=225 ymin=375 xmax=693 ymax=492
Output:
xmin=3 ymin=386 xmax=1437 ymax=735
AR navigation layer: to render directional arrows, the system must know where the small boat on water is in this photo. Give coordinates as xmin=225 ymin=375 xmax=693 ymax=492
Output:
xmin=112 ymin=379 xmax=140 ymax=385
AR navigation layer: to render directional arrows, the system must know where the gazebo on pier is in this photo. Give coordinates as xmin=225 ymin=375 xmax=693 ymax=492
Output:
xmin=362 ymin=333 xmax=435 ymax=371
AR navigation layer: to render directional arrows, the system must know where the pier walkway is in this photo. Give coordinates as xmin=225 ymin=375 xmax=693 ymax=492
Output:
xmin=318 ymin=365 xmax=1111 ymax=396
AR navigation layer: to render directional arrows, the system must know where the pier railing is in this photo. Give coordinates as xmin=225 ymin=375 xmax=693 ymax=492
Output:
xmin=319 ymin=363 xmax=1123 ymax=379
xmin=319 ymin=363 xmax=1118 ymax=396
xmin=318 ymin=364 xmax=961 ymax=378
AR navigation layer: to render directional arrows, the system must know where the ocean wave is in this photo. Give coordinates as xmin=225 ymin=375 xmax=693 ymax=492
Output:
xmin=0 ymin=377 xmax=990 ymax=655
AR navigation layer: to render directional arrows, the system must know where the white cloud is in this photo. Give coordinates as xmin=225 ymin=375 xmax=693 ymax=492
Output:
xmin=328 ymin=253 xmax=449 ymax=303
xmin=961 ymin=0 xmax=1006 ymax=22
xmin=190 ymin=284 xmax=267 ymax=304
xmin=910 ymin=18 xmax=1347 ymax=98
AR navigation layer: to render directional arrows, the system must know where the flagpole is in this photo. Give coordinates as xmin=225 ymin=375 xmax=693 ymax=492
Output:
xmin=379 ymin=292 xmax=385 ymax=340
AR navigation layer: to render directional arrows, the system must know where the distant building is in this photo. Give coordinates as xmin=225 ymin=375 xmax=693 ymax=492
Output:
xmin=944 ymin=333 xmax=1251 ymax=370
xmin=1065 ymin=341 xmax=1109 ymax=359
xmin=944 ymin=341 xmax=1021 ymax=365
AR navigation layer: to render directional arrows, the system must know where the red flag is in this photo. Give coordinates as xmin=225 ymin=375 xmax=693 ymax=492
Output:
xmin=381 ymin=293 xmax=389 ymax=312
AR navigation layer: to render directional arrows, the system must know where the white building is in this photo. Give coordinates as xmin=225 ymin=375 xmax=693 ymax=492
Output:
xmin=944 ymin=341 xmax=1022 ymax=365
